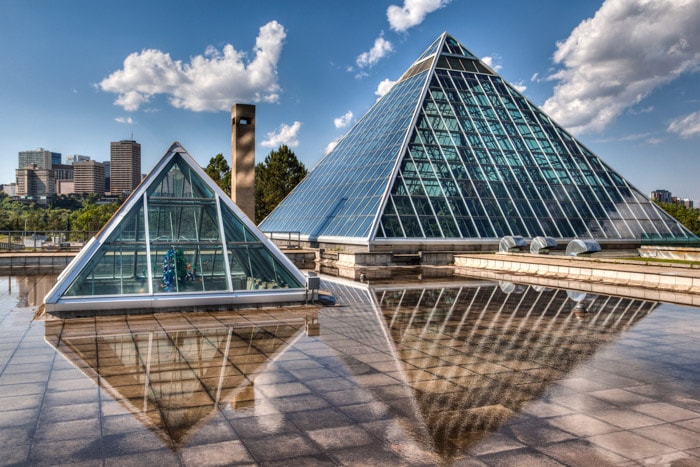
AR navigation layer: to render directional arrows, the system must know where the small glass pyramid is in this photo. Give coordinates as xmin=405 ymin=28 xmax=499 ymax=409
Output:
xmin=44 ymin=142 xmax=307 ymax=315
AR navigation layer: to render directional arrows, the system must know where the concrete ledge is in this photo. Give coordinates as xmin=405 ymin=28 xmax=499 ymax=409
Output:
xmin=0 ymin=252 xmax=76 ymax=274
xmin=455 ymin=252 xmax=700 ymax=298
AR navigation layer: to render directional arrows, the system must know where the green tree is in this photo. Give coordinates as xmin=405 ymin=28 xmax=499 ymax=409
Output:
xmin=205 ymin=153 xmax=231 ymax=196
xmin=655 ymin=201 xmax=700 ymax=236
xmin=254 ymin=145 xmax=307 ymax=224
xmin=70 ymin=202 xmax=120 ymax=234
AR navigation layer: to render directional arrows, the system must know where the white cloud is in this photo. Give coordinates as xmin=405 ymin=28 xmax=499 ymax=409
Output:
xmin=325 ymin=140 xmax=339 ymax=155
xmin=593 ymin=132 xmax=651 ymax=143
xmin=481 ymin=56 xmax=502 ymax=72
xmin=114 ymin=116 xmax=134 ymax=124
xmin=375 ymin=78 xmax=397 ymax=98
xmin=647 ymin=137 xmax=663 ymax=144
xmin=334 ymin=111 xmax=354 ymax=129
xmin=99 ymin=21 xmax=286 ymax=112
xmin=542 ymin=0 xmax=700 ymax=135
xmin=261 ymin=121 xmax=302 ymax=148
xmin=387 ymin=0 xmax=450 ymax=32
xmin=512 ymin=82 xmax=527 ymax=93
xmin=530 ymin=72 xmax=540 ymax=82
xmin=356 ymin=35 xmax=393 ymax=68
xmin=668 ymin=111 xmax=700 ymax=137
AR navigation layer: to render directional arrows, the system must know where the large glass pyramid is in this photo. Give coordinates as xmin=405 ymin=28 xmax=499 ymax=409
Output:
xmin=44 ymin=142 xmax=307 ymax=315
xmin=260 ymin=33 xmax=696 ymax=247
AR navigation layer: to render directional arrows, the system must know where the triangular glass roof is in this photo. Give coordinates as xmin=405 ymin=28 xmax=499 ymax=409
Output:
xmin=44 ymin=142 xmax=307 ymax=314
xmin=260 ymin=33 xmax=697 ymax=245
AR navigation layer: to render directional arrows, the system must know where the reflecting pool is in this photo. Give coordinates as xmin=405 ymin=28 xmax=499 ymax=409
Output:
xmin=1 ymin=275 xmax=700 ymax=465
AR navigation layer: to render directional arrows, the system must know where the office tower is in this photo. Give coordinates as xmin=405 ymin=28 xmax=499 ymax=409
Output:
xmin=260 ymin=33 xmax=695 ymax=249
xmin=110 ymin=140 xmax=141 ymax=195
xmin=650 ymin=190 xmax=673 ymax=204
xmin=67 ymin=155 xmax=91 ymax=164
xmin=18 ymin=148 xmax=61 ymax=169
xmin=15 ymin=166 xmax=55 ymax=200
xmin=103 ymin=161 xmax=111 ymax=193
xmin=74 ymin=160 xmax=105 ymax=195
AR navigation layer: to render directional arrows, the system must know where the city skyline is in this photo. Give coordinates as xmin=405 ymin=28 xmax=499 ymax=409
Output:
xmin=1 ymin=0 xmax=699 ymax=200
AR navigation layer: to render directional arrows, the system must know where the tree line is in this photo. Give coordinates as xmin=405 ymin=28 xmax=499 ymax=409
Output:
xmin=655 ymin=201 xmax=700 ymax=236
xmin=0 ymin=145 xmax=307 ymax=234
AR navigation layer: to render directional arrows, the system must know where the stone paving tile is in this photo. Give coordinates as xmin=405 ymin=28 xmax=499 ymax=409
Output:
xmin=587 ymin=387 xmax=657 ymax=406
xmin=306 ymin=424 xmax=375 ymax=450
xmin=508 ymin=419 xmax=577 ymax=446
xmin=180 ymin=439 xmax=254 ymax=466
xmin=0 ymin=407 xmax=39 ymax=429
xmin=634 ymin=423 xmax=700 ymax=450
xmin=546 ymin=413 xmax=620 ymax=437
xmin=254 ymin=381 xmax=312 ymax=398
xmin=0 ymin=443 xmax=30 ymax=467
xmin=477 ymin=447 xmax=565 ymax=466
xmin=677 ymin=417 xmax=700 ymax=433
xmin=243 ymin=433 xmax=317 ymax=463
xmin=327 ymin=445 xmax=408 ymax=465
xmin=98 ymin=431 xmax=170 ymax=458
xmin=229 ymin=413 xmax=301 ymax=439
xmin=103 ymin=448 xmax=180 ymax=467
xmin=101 ymin=413 xmax=152 ymax=436
xmin=288 ymin=407 xmax=354 ymax=431
xmin=535 ymin=438 xmax=630 ymax=465
xmin=590 ymin=407 xmax=664 ymax=430
xmin=39 ymin=402 xmax=100 ymax=425
xmin=588 ymin=430 xmax=677 ymax=460
xmin=632 ymin=402 xmax=700 ymax=422
xmin=28 ymin=437 xmax=105 ymax=465
xmin=34 ymin=417 xmax=101 ymax=442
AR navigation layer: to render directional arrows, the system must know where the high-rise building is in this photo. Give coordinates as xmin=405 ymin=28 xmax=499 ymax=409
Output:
xmin=651 ymin=190 xmax=673 ymax=203
xmin=103 ymin=161 xmax=111 ymax=193
xmin=52 ymin=164 xmax=73 ymax=183
xmin=15 ymin=165 xmax=55 ymax=202
xmin=74 ymin=160 xmax=105 ymax=195
xmin=66 ymin=155 xmax=90 ymax=165
xmin=110 ymin=140 xmax=141 ymax=195
xmin=260 ymin=33 xmax=696 ymax=249
xmin=18 ymin=148 xmax=61 ymax=169
xmin=0 ymin=183 xmax=17 ymax=197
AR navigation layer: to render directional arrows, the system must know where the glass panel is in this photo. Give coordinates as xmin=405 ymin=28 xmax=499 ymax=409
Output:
xmin=221 ymin=201 xmax=303 ymax=290
xmin=64 ymin=199 xmax=149 ymax=297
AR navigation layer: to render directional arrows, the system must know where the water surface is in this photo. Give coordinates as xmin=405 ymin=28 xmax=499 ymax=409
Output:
xmin=1 ymin=275 xmax=699 ymax=465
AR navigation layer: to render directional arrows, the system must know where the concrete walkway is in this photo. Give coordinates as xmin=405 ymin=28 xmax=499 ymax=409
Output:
xmin=455 ymin=253 xmax=700 ymax=307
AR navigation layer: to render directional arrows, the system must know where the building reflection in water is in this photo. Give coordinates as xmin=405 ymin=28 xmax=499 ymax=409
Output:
xmin=364 ymin=281 xmax=657 ymax=458
xmin=45 ymin=279 xmax=657 ymax=460
xmin=5 ymin=274 xmax=58 ymax=307
xmin=45 ymin=311 xmax=310 ymax=447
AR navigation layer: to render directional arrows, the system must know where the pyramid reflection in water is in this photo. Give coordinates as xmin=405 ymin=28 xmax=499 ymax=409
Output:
xmin=45 ymin=280 xmax=657 ymax=460
xmin=45 ymin=309 xmax=310 ymax=447
xmin=324 ymin=280 xmax=658 ymax=458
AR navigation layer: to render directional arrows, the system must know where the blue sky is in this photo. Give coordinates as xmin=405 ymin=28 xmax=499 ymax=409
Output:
xmin=2 ymin=0 xmax=699 ymax=201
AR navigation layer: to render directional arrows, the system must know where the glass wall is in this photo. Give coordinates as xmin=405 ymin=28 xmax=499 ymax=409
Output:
xmin=62 ymin=153 xmax=303 ymax=299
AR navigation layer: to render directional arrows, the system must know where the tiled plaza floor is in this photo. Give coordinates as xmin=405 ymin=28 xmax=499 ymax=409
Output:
xmin=0 ymin=275 xmax=699 ymax=465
